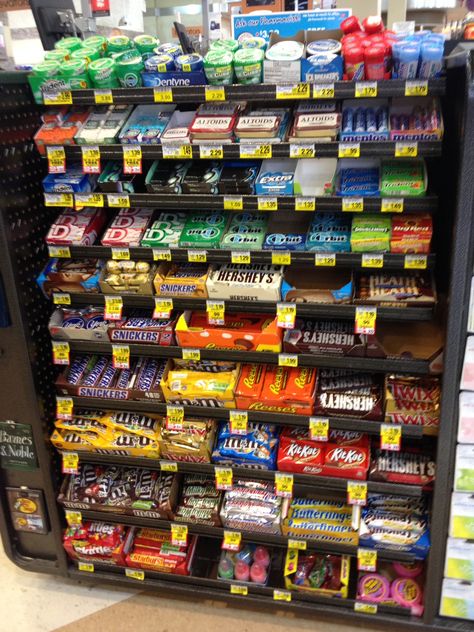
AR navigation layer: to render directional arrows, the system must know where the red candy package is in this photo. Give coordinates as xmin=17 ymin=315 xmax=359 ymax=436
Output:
xmin=123 ymin=527 xmax=196 ymax=575
xmin=63 ymin=521 xmax=127 ymax=565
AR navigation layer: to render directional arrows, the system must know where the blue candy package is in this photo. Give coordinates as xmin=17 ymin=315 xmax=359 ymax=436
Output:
xmin=305 ymin=231 xmax=351 ymax=252
xmin=255 ymin=159 xmax=295 ymax=196
xmin=43 ymin=165 xmax=96 ymax=193
xmin=212 ymin=422 xmax=279 ymax=470
xmin=263 ymin=233 xmax=306 ymax=251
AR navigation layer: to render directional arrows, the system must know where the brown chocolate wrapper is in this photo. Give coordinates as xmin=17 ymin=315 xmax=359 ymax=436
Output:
xmin=369 ymin=449 xmax=436 ymax=486
xmin=283 ymin=319 xmax=367 ymax=357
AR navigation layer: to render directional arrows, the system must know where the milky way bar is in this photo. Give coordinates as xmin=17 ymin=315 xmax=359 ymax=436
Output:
xmin=174 ymin=506 xmax=217 ymax=524
xmin=370 ymin=449 xmax=436 ymax=486
xmin=182 ymin=496 xmax=220 ymax=510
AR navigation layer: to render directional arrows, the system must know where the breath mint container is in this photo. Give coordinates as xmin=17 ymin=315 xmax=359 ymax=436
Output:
xmin=211 ymin=39 xmax=239 ymax=54
xmin=54 ymin=36 xmax=83 ymax=54
xmin=59 ymin=59 xmax=91 ymax=89
xmin=44 ymin=49 xmax=70 ymax=63
xmin=234 ymin=48 xmax=264 ymax=84
xmin=106 ymin=35 xmax=132 ymax=55
xmin=134 ymin=34 xmax=159 ymax=60
xmin=204 ymin=49 xmax=233 ymax=85
xmin=241 ymin=36 xmax=266 ymax=50
xmin=115 ymin=50 xmax=144 ymax=87
xmin=88 ymin=57 xmax=120 ymax=88
xmin=144 ymin=54 xmax=175 ymax=72
xmin=83 ymin=35 xmax=107 ymax=52
xmin=175 ymin=53 xmax=204 ymax=72
xmin=71 ymin=46 xmax=101 ymax=65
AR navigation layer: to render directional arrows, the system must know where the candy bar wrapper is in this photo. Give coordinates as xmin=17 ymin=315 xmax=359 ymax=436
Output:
xmin=63 ymin=521 xmax=128 ymax=565
xmin=361 ymin=510 xmax=427 ymax=534
xmin=173 ymin=475 xmax=222 ymax=526
xmin=366 ymin=494 xmax=428 ymax=515
xmin=106 ymin=411 xmax=162 ymax=440
xmin=318 ymin=370 xmax=379 ymax=392
xmin=283 ymin=318 xmax=367 ymax=357
xmin=212 ymin=428 xmax=278 ymax=470
xmin=369 ymin=449 xmax=436 ymax=487
xmin=385 ymin=375 xmax=440 ymax=404
xmin=55 ymin=413 xmax=112 ymax=440
xmin=219 ymin=481 xmax=287 ymax=534
xmin=283 ymin=519 xmax=359 ymax=546
xmin=359 ymin=516 xmax=431 ymax=559
xmin=123 ymin=528 xmax=197 ymax=575
xmin=108 ymin=311 xmax=177 ymax=346
xmin=52 ymin=426 xmax=161 ymax=459
xmin=51 ymin=428 xmax=102 ymax=452
xmin=284 ymin=551 xmax=351 ymax=598
xmin=159 ymin=418 xmax=216 ymax=463
xmin=354 ymin=272 xmax=436 ymax=307
xmin=217 ymin=422 xmax=279 ymax=448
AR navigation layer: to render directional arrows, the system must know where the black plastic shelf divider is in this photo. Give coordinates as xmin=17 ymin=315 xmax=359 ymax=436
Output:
xmin=68 ymin=396 xmax=424 ymax=439
xmin=62 ymin=141 xmax=442 ymax=160
xmin=67 ymin=245 xmax=436 ymax=271
xmin=67 ymin=292 xmax=435 ymax=322
xmin=59 ymin=79 xmax=446 ymax=105
xmin=76 ymin=508 xmax=416 ymax=562
xmin=67 ymin=339 xmax=433 ymax=376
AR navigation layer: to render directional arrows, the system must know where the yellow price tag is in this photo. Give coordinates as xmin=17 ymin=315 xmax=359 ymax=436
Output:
xmin=153 ymin=248 xmax=172 ymax=261
xmin=231 ymin=251 xmax=251 ymax=265
xmin=75 ymin=193 xmax=104 ymax=208
xmin=405 ymin=80 xmax=428 ymax=97
xmin=315 ymin=253 xmax=336 ymax=267
xmin=342 ymin=197 xmax=364 ymax=212
xmin=272 ymin=251 xmax=291 ymax=266
xmin=230 ymin=584 xmax=248 ymax=596
xmin=222 ymin=530 xmax=242 ymax=551
xmin=154 ymin=86 xmax=173 ymax=103
xmin=188 ymin=249 xmax=207 ymax=263
xmin=404 ymin=254 xmax=427 ymax=270
xmin=44 ymin=193 xmax=73 ymax=207
xmin=288 ymin=539 xmax=307 ymax=550
xmin=206 ymin=299 xmax=225 ymax=325
xmin=355 ymin=81 xmax=377 ymax=98
xmin=258 ymin=197 xmax=278 ymax=211
xmin=182 ymin=348 xmax=201 ymax=361
xmin=111 ymin=247 xmax=130 ymax=261
xmin=223 ymin=196 xmax=243 ymax=211
xmin=125 ymin=569 xmax=145 ymax=581
xmin=56 ymin=396 xmax=73 ymax=420
xmin=171 ymin=523 xmax=188 ymax=547
xmin=53 ymin=292 xmax=71 ymax=305
xmin=112 ymin=344 xmax=130 ymax=370
xmin=355 ymin=306 xmax=377 ymax=335
xmin=215 ymin=466 xmax=233 ymax=490
xmin=309 ymin=417 xmax=329 ymax=441
xmin=289 ymin=143 xmax=315 ymax=159
xmin=47 ymin=146 xmax=66 ymax=173
xmin=295 ymin=196 xmax=315 ymax=211
xmin=284 ymin=549 xmax=298 ymax=576
xmin=160 ymin=461 xmax=178 ymax=472
xmin=354 ymin=602 xmax=377 ymax=614
xmin=65 ymin=510 xmax=82 ymax=527
xmin=239 ymin=143 xmax=272 ymax=159
xmin=276 ymin=83 xmax=310 ymax=99
xmin=52 ymin=341 xmax=70 ymax=365
xmin=94 ymin=89 xmax=113 ymax=104
xmin=107 ymin=193 xmax=130 ymax=208
xmin=381 ymin=198 xmax=404 ymax=213
xmin=313 ymin=83 xmax=335 ymax=99
xmin=339 ymin=142 xmax=361 ymax=159
xmin=361 ymin=254 xmax=384 ymax=269
xmin=153 ymin=297 xmax=173 ymax=319
xmin=278 ymin=353 xmax=298 ymax=367
xmin=62 ymin=451 xmax=79 ymax=474
xmin=347 ymin=480 xmax=368 ymax=506
xmin=199 ymin=145 xmax=224 ymax=159
xmin=357 ymin=548 xmax=377 ymax=571
xmin=380 ymin=424 xmax=402 ymax=451
xmin=276 ymin=302 xmax=296 ymax=329
xmin=395 ymin=141 xmax=418 ymax=157
xmin=275 ymin=472 xmax=293 ymax=497
xmin=273 ymin=590 xmax=291 ymax=602
xmin=104 ymin=295 xmax=123 ymax=321
xmin=43 ymin=90 xmax=72 ymax=105
xmin=205 ymin=85 xmax=226 ymax=101
xmin=166 ymin=405 xmax=184 ymax=430
xmin=81 ymin=146 xmax=101 ymax=174
xmin=48 ymin=245 xmax=70 ymax=258
xmin=229 ymin=410 xmax=248 ymax=435
xmin=78 ymin=562 xmax=94 ymax=573
xmin=123 ymin=145 xmax=142 ymax=175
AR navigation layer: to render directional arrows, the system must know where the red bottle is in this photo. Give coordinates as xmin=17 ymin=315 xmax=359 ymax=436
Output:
xmin=362 ymin=16 xmax=384 ymax=34
xmin=341 ymin=15 xmax=362 ymax=35
xmin=344 ymin=44 xmax=365 ymax=80
xmin=364 ymin=43 xmax=386 ymax=80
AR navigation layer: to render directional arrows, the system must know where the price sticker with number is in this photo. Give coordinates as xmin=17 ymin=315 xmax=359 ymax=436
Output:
xmin=289 ymin=143 xmax=315 ymax=159
xmin=355 ymin=81 xmax=377 ymax=98
xmin=107 ymin=193 xmax=130 ymax=208
xmin=125 ymin=569 xmax=145 ymax=581
xmin=239 ymin=143 xmax=272 ymax=159
xmin=276 ymin=83 xmax=310 ymax=99
xmin=43 ymin=90 xmax=72 ymax=106
xmin=222 ymin=530 xmax=242 ymax=552
xmin=154 ymin=86 xmax=173 ymax=103
xmin=405 ymin=80 xmax=428 ymax=97
xmin=171 ymin=523 xmax=188 ymax=547
xmin=44 ymin=193 xmax=73 ymax=207
xmin=315 ymin=253 xmax=336 ymax=267
xmin=272 ymin=251 xmax=291 ymax=266
xmin=166 ymin=405 xmax=184 ymax=431
xmin=81 ymin=146 xmax=101 ymax=174
xmin=276 ymin=302 xmax=296 ymax=329
xmin=288 ymin=539 xmax=307 ymax=550
xmin=405 ymin=254 xmax=427 ymax=270
xmin=160 ymin=460 xmax=178 ymax=472
xmin=162 ymin=144 xmax=193 ymax=160
xmin=123 ymin=146 xmax=142 ymax=174
xmin=381 ymin=198 xmax=404 ymax=213
xmin=57 ymin=396 xmax=73 ymax=420
xmin=355 ymin=602 xmax=377 ymax=615
xmin=295 ymin=196 xmax=315 ymax=211
xmin=52 ymin=341 xmax=70 ymax=365
xmin=78 ymin=562 xmax=94 ymax=573
xmin=75 ymin=193 xmax=104 ymax=209
xmin=223 ymin=196 xmax=243 ymax=211
xmin=355 ymin=306 xmax=377 ymax=335
xmin=112 ymin=345 xmax=130 ymax=370
xmin=62 ymin=452 xmax=79 ymax=474
xmin=258 ymin=197 xmax=278 ymax=211
xmin=206 ymin=300 xmax=225 ymax=325
xmin=395 ymin=141 xmax=418 ymax=158
xmin=48 ymin=245 xmax=70 ymax=258
xmin=47 ymin=146 xmax=66 ymax=174
xmin=205 ymin=85 xmax=225 ymax=101
xmin=347 ymin=480 xmax=368 ymax=506
xmin=199 ymin=145 xmax=224 ymax=159
xmin=153 ymin=248 xmax=172 ymax=262
xmin=230 ymin=585 xmax=248 ymax=596
xmin=278 ymin=353 xmax=298 ymax=367
xmin=342 ymin=197 xmax=364 ymax=212
xmin=153 ymin=297 xmax=173 ymax=319
xmin=357 ymin=548 xmax=377 ymax=571
xmin=65 ymin=510 xmax=82 ymax=527
xmin=53 ymin=292 xmax=71 ymax=305
xmin=231 ymin=251 xmax=251 ymax=265
xmin=275 ymin=472 xmax=293 ymax=498
xmin=104 ymin=295 xmax=123 ymax=321
xmin=111 ymin=247 xmax=130 ymax=261
xmin=188 ymin=249 xmax=207 ymax=263
xmin=380 ymin=424 xmax=402 ymax=451
xmin=229 ymin=410 xmax=248 ymax=435
xmin=309 ymin=417 xmax=329 ymax=442
xmin=362 ymin=254 xmax=384 ymax=269
xmin=274 ymin=590 xmax=292 ymax=602
xmin=215 ymin=466 xmax=233 ymax=491
xmin=94 ymin=89 xmax=113 ymax=104
xmin=182 ymin=348 xmax=201 ymax=361
xmin=339 ymin=142 xmax=361 ymax=159
xmin=313 ymin=83 xmax=335 ymax=99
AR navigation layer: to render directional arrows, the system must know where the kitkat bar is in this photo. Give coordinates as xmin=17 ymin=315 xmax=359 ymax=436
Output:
xmin=283 ymin=318 xmax=368 ymax=357
xmin=369 ymin=449 xmax=436 ymax=486
xmin=235 ymin=363 xmax=317 ymax=415
xmin=46 ymin=208 xmax=107 ymax=246
xmin=277 ymin=427 xmax=370 ymax=479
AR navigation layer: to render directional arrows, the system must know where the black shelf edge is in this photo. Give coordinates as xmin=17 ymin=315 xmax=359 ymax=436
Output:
xmin=76 ymin=508 xmax=416 ymax=562
xmin=62 ymin=141 xmax=443 ymax=160
xmin=66 ymin=339 xmax=433 ymax=376
xmin=66 ymin=292 xmax=435 ymax=323
xmin=66 ymin=245 xmax=436 ymax=271
xmin=68 ymin=396 xmax=424 ymax=439
xmin=56 ymin=79 xmax=446 ymax=105
xmin=71 ymin=193 xmax=439 ymax=214
xmin=64 ymin=448 xmax=423 ymax=498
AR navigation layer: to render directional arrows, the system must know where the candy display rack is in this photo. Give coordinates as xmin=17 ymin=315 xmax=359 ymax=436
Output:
xmin=0 ymin=55 xmax=473 ymax=631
